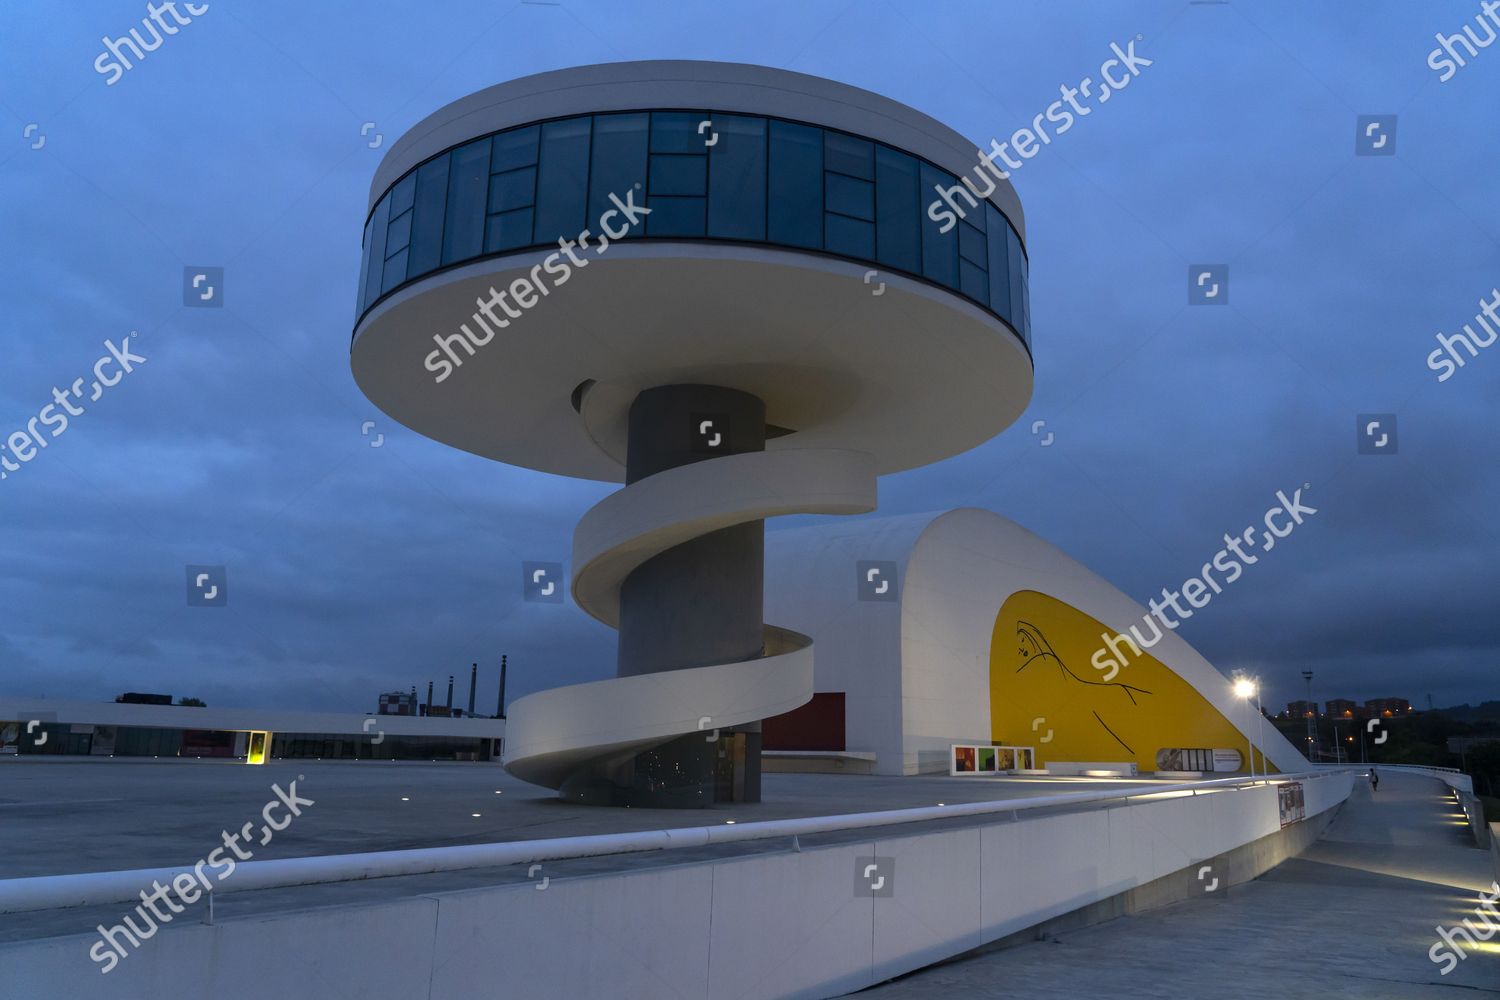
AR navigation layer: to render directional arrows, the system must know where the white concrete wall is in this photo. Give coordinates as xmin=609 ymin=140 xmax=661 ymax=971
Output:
xmin=1 ymin=772 xmax=1353 ymax=999
xmin=767 ymin=508 xmax=1308 ymax=777
xmin=766 ymin=513 xmax=938 ymax=771
xmin=900 ymin=508 xmax=1308 ymax=776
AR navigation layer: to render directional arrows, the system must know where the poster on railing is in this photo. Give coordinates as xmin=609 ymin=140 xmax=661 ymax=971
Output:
xmin=1278 ymin=781 xmax=1305 ymax=827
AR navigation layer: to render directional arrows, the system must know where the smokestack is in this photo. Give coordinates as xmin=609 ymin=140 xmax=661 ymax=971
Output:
xmin=410 ymin=685 xmax=417 ymax=717
xmin=426 ymin=680 xmax=434 ymax=717
xmin=446 ymin=675 xmax=454 ymax=711
xmin=497 ymin=655 xmax=507 ymax=719
xmin=468 ymin=663 xmax=477 ymax=716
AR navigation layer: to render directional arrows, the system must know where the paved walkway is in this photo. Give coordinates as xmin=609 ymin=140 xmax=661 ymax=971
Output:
xmin=860 ymin=771 xmax=1499 ymax=998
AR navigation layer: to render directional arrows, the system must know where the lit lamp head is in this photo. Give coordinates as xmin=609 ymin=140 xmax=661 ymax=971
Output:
xmin=1232 ymin=677 xmax=1257 ymax=700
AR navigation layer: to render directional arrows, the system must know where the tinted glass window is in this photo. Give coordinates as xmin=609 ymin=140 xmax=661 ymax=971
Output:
xmin=1018 ymin=243 xmax=1031 ymax=343
xmin=959 ymin=219 xmax=986 ymax=267
xmin=649 ymin=155 xmax=706 ymax=196
xmin=535 ymin=118 xmax=591 ymax=240
xmin=768 ymin=120 xmax=822 ymax=249
xmin=824 ymin=132 xmax=874 ymax=180
xmin=486 ymin=208 xmax=534 ymax=253
xmin=825 ymin=173 xmax=873 ymax=221
xmin=357 ymin=215 xmax=374 ymax=314
xmin=985 ymin=205 xmax=1012 ymax=320
xmin=589 ymin=113 xmax=648 ymax=236
xmin=490 ymin=167 xmax=536 ymax=213
xmin=1007 ymin=225 xmax=1025 ymax=336
xmin=386 ymin=208 xmax=412 ymax=256
xmin=388 ymin=173 xmax=416 ymax=218
xmin=362 ymin=193 xmax=390 ymax=311
xmin=874 ymin=147 xmax=919 ymax=273
xmin=408 ymin=155 xmax=449 ymax=278
xmin=646 ymin=196 xmax=706 ymax=237
xmin=382 ymin=248 xmax=409 ymax=294
xmin=358 ymin=112 xmax=1027 ymax=351
xmin=825 ymin=213 xmax=874 ymax=259
xmin=651 ymin=111 xmax=709 ymax=153
xmin=919 ymin=163 xmax=958 ymax=289
xmin=491 ymin=125 xmax=539 ymax=173
xmin=707 ymin=114 xmax=766 ymax=241
xmin=442 ymin=138 xmax=490 ymax=265
xmin=959 ymin=259 xmax=987 ymax=305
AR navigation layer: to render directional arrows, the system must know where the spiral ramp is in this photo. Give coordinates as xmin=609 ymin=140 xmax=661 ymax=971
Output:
xmin=502 ymin=447 xmax=877 ymax=791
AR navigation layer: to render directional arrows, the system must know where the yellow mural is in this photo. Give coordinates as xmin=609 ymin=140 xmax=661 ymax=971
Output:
xmin=989 ymin=590 xmax=1274 ymax=774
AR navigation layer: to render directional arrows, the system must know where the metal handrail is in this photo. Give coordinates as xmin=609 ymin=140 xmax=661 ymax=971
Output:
xmin=1362 ymin=762 xmax=1462 ymax=775
xmin=0 ymin=768 xmax=1354 ymax=915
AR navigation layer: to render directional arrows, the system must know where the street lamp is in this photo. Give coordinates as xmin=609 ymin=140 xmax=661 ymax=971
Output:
xmin=1233 ymin=676 xmax=1260 ymax=778
xmin=1301 ymin=669 xmax=1316 ymax=759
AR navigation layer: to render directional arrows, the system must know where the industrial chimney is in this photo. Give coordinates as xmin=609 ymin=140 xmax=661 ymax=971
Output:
xmin=497 ymin=655 xmax=507 ymax=719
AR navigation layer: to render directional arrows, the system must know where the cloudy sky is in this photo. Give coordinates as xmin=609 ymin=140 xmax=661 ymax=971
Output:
xmin=1 ymin=1 xmax=1495 ymax=717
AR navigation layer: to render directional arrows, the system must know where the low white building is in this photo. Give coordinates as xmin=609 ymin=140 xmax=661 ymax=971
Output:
xmin=765 ymin=508 xmax=1305 ymax=776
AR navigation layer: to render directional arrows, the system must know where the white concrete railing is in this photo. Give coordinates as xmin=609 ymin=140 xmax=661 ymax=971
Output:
xmin=0 ymin=768 xmax=1353 ymax=915
xmin=2 ymin=767 xmax=1358 ymax=999
xmin=1367 ymin=762 xmax=1470 ymax=785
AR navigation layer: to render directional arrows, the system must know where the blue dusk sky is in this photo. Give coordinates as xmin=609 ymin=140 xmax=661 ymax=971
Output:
xmin=1 ymin=1 xmax=1496 ymax=715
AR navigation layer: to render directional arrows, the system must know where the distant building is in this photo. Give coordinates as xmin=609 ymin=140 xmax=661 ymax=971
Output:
xmin=377 ymin=691 xmax=417 ymax=716
xmin=1365 ymin=697 xmax=1412 ymax=717
xmin=2 ymin=697 xmax=503 ymax=761
xmin=1326 ymin=699 xmax=1358 ymax=718
xmin=1448 ymin=735 xmax=1500 ymax=754
xmin=1287 ymin=700 xmax=1317 ymax=719
xmin=115 ymin=692 xmax=172 ymax=706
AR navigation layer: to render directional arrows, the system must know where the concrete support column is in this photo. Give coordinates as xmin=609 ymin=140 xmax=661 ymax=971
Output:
xmin=562 ymin=385 xmax=767 ymax=807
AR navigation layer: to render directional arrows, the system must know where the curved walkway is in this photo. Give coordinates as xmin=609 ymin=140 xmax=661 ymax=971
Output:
xmin=861 ymin=770 xmax=1497 ymax=997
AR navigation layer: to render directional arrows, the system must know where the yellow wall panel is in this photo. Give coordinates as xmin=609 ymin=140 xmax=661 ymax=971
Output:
xmin=989 ymin=590 xmax=1272 ymax=773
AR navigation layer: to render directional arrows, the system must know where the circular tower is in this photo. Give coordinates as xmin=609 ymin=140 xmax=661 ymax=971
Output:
xmin=351 ymin=61 xmax=1033 ymax=806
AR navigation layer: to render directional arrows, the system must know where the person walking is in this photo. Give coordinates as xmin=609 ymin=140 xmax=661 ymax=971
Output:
xmin=1369 ymin=767 xmax=1379 ymax=793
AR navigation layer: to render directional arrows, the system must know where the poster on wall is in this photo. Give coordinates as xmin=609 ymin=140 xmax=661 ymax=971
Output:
xmin=1212 ymin=749 xmax=1244 ymax=772
xmin=951 ymin=744 xmax=1036 ymax=775
xmin=1278 ymin=781 xmax=1305 ymax=827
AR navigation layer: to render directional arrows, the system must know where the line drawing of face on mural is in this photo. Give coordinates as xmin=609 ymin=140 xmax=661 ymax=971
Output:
xmin=1015 ymin=621 xmax=1152 ymax=756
